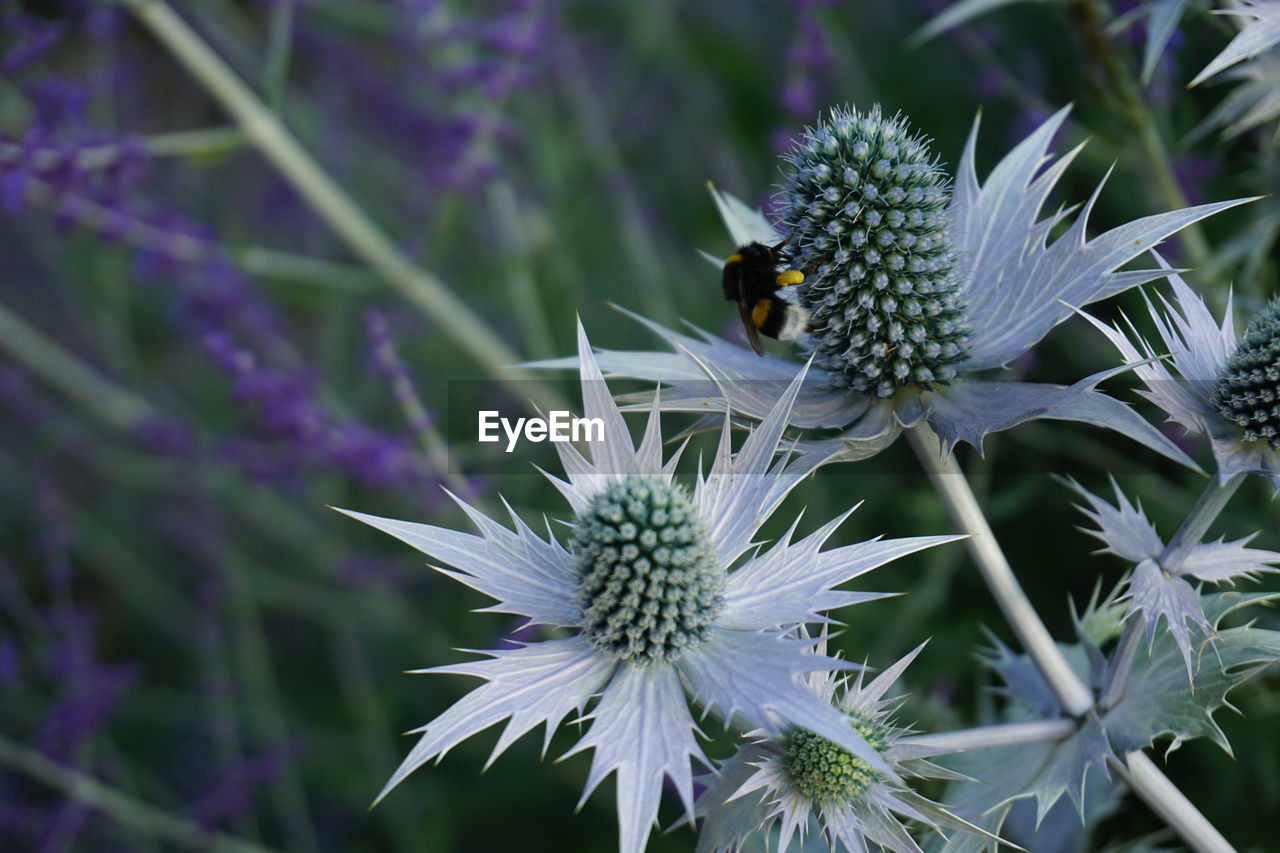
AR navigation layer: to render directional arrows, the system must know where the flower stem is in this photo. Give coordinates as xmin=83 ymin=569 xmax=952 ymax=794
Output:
xmin=0 ymin=299 xmax=152 ymax=430
xmin=910 ymin=425 xmax=1238 ymax=851
xmin=1099 ymin=473 xmax=1245 ymax=709
xmin=1099 ymin=617 xmax=1142 ymax=711
xmin=1073 ymin=0 xmax=1212 ymax=271
xmin=907 ymin=424 xmax=1094 ymax=716
xmin=1118 ymin=752 xmax=1237 ymax=853
xmin=0 ymin=127 xmax=243 ymax=170
xmin=116 ymin=0 xmax=567 ymax=412
xmin=1160 ymin=473 xmax=1246 ymax=574
xmin=0 ymin=733 xmax=277 ymax=853
xmin=262 ymin=0 xmax=296 ymax=111
xmin=903 ymin=719 xmax=1075 ymax=751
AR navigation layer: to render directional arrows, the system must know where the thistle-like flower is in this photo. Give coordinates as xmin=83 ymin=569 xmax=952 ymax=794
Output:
xmin=1212 ymin=297 xmax=1280 ymax=449
xmin=338 ymin=323 xmax=959 ymax=853
xmin=531 ymin=106 xmax=1250 ymax=466
xmin=693 ymin=644 xmax=1000 ymax=853
xmin=779 ymin=106 xmax=969 ymax=398
xmin=1081 ymin=262 xmax=1280 ymax=490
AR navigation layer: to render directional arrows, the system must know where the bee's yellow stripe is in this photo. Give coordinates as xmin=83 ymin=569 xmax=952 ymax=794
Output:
xmin=751 ymin=298 xmax=772 ymax=329
xmin=775 ymin=270 xmax=804 ymax=287
xmin=725 ymin=253 xmax=743 ymax=265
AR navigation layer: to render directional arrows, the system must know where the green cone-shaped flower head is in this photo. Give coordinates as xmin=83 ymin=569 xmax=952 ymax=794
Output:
xmin=782 ymin=712 xmax=890 ymax=803
xmin=1213 ymin=297 xmax=1280 ymax=450
xmin=779 ymin=104 xmax=969 ymax=398
xmin=571 ymin=476 xmax=723 ymax=664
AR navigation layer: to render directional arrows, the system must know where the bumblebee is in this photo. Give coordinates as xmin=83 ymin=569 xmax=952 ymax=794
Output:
xmin=722 ymin=240 xmax=810 ymax=356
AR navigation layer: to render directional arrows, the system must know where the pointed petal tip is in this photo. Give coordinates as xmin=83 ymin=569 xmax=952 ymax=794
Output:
xmin=369 ymin=778 xmax=399 ymax=810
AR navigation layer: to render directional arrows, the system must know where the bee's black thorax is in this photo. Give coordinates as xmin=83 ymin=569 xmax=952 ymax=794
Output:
xmin=720 ymin=241 xmax=810 ymax=355
xmin=721 ymin=242 xmax=783 ymax=304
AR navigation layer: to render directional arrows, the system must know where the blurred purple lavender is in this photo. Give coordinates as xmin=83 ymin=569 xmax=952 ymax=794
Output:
xmin=203 ymin=329 xmax=436 ymax=490
xmin=36 ymin=608 xmax=138 ymax=763
xmin=190 ymin=742 xmax=303 ymax=831
xmin=287 ymin=0 xmax=557 ymax=204
xmin=3 ymin=5 xmax=458 ymax=496
xmin=1175 ymin=151 xmax=1221 ymax=207
xmin=772 ymin=0 xmax=836 ymax=153
xmin=31 ymin=482 xmax=139 ymax=765
xmin=365 ymin=309 xmax=438 ymax=446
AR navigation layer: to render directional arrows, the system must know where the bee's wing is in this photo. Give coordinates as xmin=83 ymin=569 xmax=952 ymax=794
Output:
xmin=736 ymin=286 xmax=767 ymax=356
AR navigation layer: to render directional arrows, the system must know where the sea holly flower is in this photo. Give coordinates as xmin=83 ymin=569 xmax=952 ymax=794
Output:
xmin=694 ymin=644 xmax=1003 ymax=853
xmin=532 ymin=106 xmax=1248 ymax=466
xmin=337 ymin=323 xmax=959 ymax=853
xmin=1064 ymin=476 xmax=1280 ymax=676
xmin=1080 ymin=263 xmax=1280 ymax=490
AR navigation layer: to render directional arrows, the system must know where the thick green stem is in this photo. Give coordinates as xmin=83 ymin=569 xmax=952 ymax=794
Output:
xmin=907 ymin=424 xmax=1094 ymax=716
xmin=117 ymin=0 xmax=566 ymax=412
xmin=0 ymin=734 xmax=277 ymax=853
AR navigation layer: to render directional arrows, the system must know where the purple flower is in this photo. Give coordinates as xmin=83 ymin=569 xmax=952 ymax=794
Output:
xmin=35 ymin=608 xmax=139 ymax=761
xmin=190 ymin=742 xmax=303 ymax=830
xmin=2 ymin=14 xmax=65 ymax=75
xmin=133 ymin=415 xmax=199 ymax=458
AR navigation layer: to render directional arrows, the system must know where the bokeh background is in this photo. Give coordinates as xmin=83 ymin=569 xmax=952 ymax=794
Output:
xmin=2 ymin=1 xmax=1278 ymax=850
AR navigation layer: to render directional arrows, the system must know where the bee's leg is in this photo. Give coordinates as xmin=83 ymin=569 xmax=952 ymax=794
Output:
xmin=770 ymin=224 xmax=800 ymax=257
xmin=774 ymin=270 xmax=805 ymax=287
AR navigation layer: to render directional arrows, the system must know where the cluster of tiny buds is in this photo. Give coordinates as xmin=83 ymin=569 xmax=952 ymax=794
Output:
xmin=571 ymin=477 xmax=723 ymax=664
xmin=782 ymin=712 xmax=891 ymax=804
xmin=1213 ymin=297 xmax=1280 ymax=450
xmin=778 ymin=105 xmax=969 ymax=397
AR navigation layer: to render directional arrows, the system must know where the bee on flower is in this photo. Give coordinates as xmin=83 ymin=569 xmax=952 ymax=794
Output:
xmin=531 ymin=105 xmax=1253 ymax=469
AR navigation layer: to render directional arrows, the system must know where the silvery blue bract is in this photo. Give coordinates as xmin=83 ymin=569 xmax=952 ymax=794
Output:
xmin=1190 ymin=0 xmax=1280 ymax=87
xmin=1066 ymin=477 xmax=1280 ymax=677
